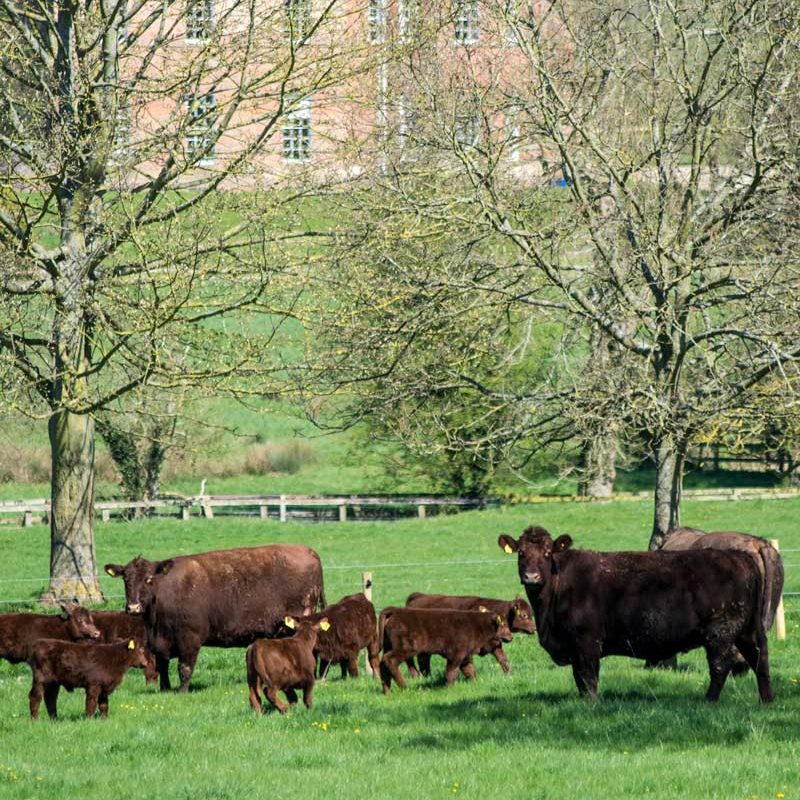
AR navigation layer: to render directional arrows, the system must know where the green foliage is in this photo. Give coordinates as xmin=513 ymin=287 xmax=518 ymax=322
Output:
xmin=0 ymin=499 xmax=799 ymax=799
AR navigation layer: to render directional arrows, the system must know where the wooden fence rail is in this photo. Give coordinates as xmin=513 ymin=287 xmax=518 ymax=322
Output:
xmin=2 ymin=485 xmax=800 ymax=527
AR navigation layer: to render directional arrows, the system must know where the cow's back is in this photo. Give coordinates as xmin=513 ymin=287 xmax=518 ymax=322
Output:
xmin=152 ymin=544 xmax=324 ymax=648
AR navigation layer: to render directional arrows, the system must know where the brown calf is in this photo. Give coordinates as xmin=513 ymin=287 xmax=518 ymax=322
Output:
xmin=27 ymin=638 xmax=149 ymax=719
xmin=404 ymin=593 xmax=535 ymax=675
xmin=90 ymin=611 xmax=159 ymax=685
xmin=378 ymin=607 xmax=513 ymax=693
xmin=305 ymin=593 xmax=380 ymax=679
xmin=246 ymin=617 xmax=330 ymax=714
xmin=0 ymin=603 xmax=100 ymax=665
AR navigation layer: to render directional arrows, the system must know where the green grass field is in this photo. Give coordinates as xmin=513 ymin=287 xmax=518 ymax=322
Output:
xmin=1 ymin=498 xmax=798 ymax=799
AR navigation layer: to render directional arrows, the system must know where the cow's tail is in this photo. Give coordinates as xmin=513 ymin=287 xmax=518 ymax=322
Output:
xmin=377 ymin=607 xmax=394 ymax=653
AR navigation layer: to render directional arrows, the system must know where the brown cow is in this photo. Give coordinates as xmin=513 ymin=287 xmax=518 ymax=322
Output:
xmin=499 ymin=526 xmax=773 ymax=703
xmin=378 ymin=607 xmax=513 ymax=693
xmin=405 ymin=593 xmax=535 ymax=676
xmin=303 ymin=593 xmax=380 ymax=679
xmin=246 ymin=616 xmax=330 ymax=714
xmin=90 ymin=611 xmax=159 ymax=685
xmin=0 ymin=603 xmax=100 ymax=665
xmin=27 ymin=638 xmax=149 ymax=719
xmin=105 ymin=544 xmax=325 ymax=692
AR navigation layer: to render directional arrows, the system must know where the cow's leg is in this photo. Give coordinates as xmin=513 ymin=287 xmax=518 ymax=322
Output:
xmin=85 ymin=686 xmax=101 ymax=718
xmin=367 ymin=642 xmax=380 ymax=678
xmin=265 ymin=687 xmax=288 ymax=714
xmin=346 ymin=654 xmax=359 ymax=678
xmin=29 ymin=680 xmax=44 ymax=720
xmin=284 ymin=687 xmax=299 ymax=706
xmin=156 ymin=654 xmax=171 ymax=692
xmin=42 ymin=683 xmax=60 ymax=720
xmin=417 ymin=653 xmax=431 ymax=677
xmin=460 ymin=658 xmax=477 ymax=680
xmin=444 ymin=655 xmax=463 ymax=686
xmin=247 ymin=673 xmax=263 ymax=714
xmin=704 ymin=647 xmax=732 ymax=702
xmin=317 ymin=658 xmax=330 ymax=680
xmin=404 ymin=657 xmax=420 ymax=679
xmin=492 ymin=645 xmax=511 ymax=674
xmin=736 ymin=636 xmax=773 ymax=703
xmin=301 ymin=681 xmax=314 ymax=710
xmin=571 ymin=654 xmax=600 ymax=699
xmin=144 ymin=656 xmax=159 ymax=686
xmin=98 ymin=689 xmax=110 ymax=719
xmin=177 ymin=646 xmax=200 ymax=693
xmin=380 ymin=653 xmax=408 ymax=693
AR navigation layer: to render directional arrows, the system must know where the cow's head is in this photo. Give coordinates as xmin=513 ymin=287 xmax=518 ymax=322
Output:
xmin=493 ymin=615 xmax=514 ymax=644
xmin=508 ymin=596 xmax=536 ymax=634
xmin=104 ymin=556 xmax=174 ymax=615
xmin=60 ymin=601 xmax=101 ymax=640
xmin=498 ymin=526 xmax=573 ymax=593
xmin=125 ymin=638 xmax=150 ymax=669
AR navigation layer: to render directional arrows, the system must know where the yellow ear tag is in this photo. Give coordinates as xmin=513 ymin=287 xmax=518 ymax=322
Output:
xmin=284 ymin=616 xmax=296 ymax=629
xmin=105 ymin=567 xmax=116 ymax=576
xmin=320 ymin=619 xmax=331 ymax=632
xmin=503 ymin=544 xmax=513 ymax=554
xmin=127 ymin=640 xmax=136 ymax=650
xmin=496 ymin=616 xmax=503 ymax=625
xmin=478 ymin=606 xmax=488 ymax=613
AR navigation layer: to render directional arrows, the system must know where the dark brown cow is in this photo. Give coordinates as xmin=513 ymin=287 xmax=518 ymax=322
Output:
xmin=246 ymin=616 xmax=329 ymax=714
xmin=105 ymin=544 xmax=325 ymax=692
xmin=27 ymin=638 xmax=149 ymax=719
xmin=404 ymin=592 xmax=535 ymax=676
xmin=660 ymin=527 xmax=784 ymax=631
xmin=90 ymin=611 xmax=159 ymax=685
xmin=305 ymin=593 xmax=380 ymax=679
xmin=0 ymin=603 xmax=100 ymax=665
xmin=498 ymin=526 xmax=772 ymax=703
xmin=378 ymin=607 xmax=513 ymax=693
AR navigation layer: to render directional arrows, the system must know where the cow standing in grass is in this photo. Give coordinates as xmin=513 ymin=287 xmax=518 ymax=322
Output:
xmin=105 ymin=544 xmax=325 ymax=692
xmin=404 ymin=593 xmax=535 ymax=676
xmin=499 ymin=526 xmax=773 ymax=703
xmin=246 ymin=616 xmax=330 ymax=714
xmin=0 ymin=603 xmax=100 ymax=665
xmin=27 ymin=638 xmax=149 ymax=719
xmin=90 ymin=611 xmax=159 ymax=685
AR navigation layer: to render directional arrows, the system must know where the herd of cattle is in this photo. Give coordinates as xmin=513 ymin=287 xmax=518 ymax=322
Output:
xmin=0 ymin=524 xmax=784 ymax=718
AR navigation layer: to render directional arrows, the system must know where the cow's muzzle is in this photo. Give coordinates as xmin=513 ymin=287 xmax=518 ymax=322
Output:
xmin=522 ymin=572 xmax=542 ymax=585
xmin=127 ymin=603 xmax=143 ymax=615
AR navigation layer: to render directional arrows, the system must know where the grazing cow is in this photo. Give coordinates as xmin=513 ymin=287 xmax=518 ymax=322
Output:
xmin=378 ymin=607 xmax=513 ymax=693
xmin=0 ymin=603 xmax=100 ymax=665
xmin=498 ymin=526 xmax=773 ymax=703
xmin=404 ymin=593 xmax=535 ymax=676
xmin=105 ymin=544 xmax=325 ymax=692
xmin=246 ymin=616 xmax=330 ymax=714
xmin=27 ymin=638 xmax=149 ymax=719
xmin=90 ymin=611 xmax=159 ymax=686
xmin=305 ymin=593 xmax=380 ymax=679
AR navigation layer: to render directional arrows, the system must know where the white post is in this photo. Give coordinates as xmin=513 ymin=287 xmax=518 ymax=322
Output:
xmin=362 ymin=572 xmax=374 ymax=676
xmin=339 ymin=504 xmax=347 ymax=522
xmin=769 ymin=539 xmax=786 ymax=641
xmin=280 ymin=495 xmax=287 ymax=522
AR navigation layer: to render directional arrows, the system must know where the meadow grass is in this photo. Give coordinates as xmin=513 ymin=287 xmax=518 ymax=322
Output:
xmin=0 ymin=498 xmax=798 ymax=800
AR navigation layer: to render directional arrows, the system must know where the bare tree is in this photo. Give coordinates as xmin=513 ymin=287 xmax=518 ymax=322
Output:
xmin=312 ymin=0 xmax=800 ymax=541
xmin=0 ymin=0 xmax=374 ymax=602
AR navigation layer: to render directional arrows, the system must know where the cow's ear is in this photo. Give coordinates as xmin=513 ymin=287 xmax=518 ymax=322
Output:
xmin=58 ymin=600 xmax=72 ymax=619
xmin=127 ymin=639 xmax=136 ymax=651
xmin=553 ymin=535 xmax=573 ymax=553
xmin=498 ymin=535 xmax=519 ymax=554
xmin=319 ymin=618 xmax=331 ymax=632
xmin=105 ymin=564 xmax=123 ymax=578
xmin=155 ymin=559 xmax=174 ymax=576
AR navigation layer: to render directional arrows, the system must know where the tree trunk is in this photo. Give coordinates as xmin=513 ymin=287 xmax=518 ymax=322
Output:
xmin=578 ymin=431 xmax=617 ymax=498
xmin=40 ymin=409 xmax=103 ymax=606
xmin=649 ymin=437 xmax=685 ymax=550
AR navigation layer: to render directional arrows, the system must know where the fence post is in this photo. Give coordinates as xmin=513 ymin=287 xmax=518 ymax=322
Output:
xmin=279 ymin=495 xmax=287 ymax=522
xmin=339 ymin=504 xmax=347 ymax=522
xmin=769 ymin=539 xmax=786 ymax=641
xmin=362 ymin=571 xmax=374 ymax=676
xmin=417 ymin=504 xmax=426 ymax=519
xmin=259 ymin=504 xmax=268 ymax=520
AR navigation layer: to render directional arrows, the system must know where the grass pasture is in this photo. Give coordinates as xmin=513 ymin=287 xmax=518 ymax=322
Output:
xmin=0 ymin=498 xmax=799 ymax=799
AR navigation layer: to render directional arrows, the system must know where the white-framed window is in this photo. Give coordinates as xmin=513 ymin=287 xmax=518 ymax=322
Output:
xmin=186 ymin=0 xmax=213 ymax=42
xmin=398 ymin=0 xmax=418 ymax=42
xmin=282 ymin=95 xmax=312 ymax=162
xmin=285 ymin=0 xmax=312 ymax=40
xmin=368 ymin=0 xmax=386 ymax=43
xmin=453 ymin=0 xmax=479 ymax=44
xmin=186 ymin=92 xmax=217 ymax=164
xmin=455 ymin=109 xmax=481 ymax=148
